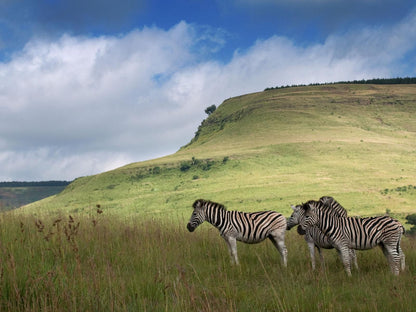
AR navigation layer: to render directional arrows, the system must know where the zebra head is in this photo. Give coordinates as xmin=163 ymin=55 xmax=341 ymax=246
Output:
xmin=287 ymin=205 xmax=306 ymax=234
xmin=187 ymin=199 xmax=207 ymax=232
xmin=300 ymin=201 xmax=319 ymax=230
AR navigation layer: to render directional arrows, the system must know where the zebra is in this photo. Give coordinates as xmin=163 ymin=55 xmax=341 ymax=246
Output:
xmin=300 ymin=200 xmax=406 ymax=276
xmin=187 ymin=199 xmax=288 ymax=266
xmin=287 ymin=196 xmax=357 ymax=270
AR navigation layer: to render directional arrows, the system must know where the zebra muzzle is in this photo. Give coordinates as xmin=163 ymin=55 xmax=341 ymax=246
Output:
xmin=187 ymin=223 xmax=195 ymax=232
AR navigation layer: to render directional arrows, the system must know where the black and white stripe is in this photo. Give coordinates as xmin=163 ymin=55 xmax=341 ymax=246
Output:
xmin=287 ymin=196 xmax=357 ymax=270
xmin=318 ymin=196 xmax=347 ymax=215
xmin=301 ymin=200 xmax=406 ymax=276
xmin=187 ymin=199 xmax=288 ymax=266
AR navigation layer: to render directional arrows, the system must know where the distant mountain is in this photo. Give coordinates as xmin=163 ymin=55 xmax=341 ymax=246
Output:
xmin=0 ymin=181 xmax=71 ymax=211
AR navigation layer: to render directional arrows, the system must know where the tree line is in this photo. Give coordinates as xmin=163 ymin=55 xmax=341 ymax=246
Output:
xmin=264 ymin=77 xmax=416 ymax=91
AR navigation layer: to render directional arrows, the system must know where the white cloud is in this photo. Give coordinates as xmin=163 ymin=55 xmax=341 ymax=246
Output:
xmin=0 ymin=15 xmax=415 ymax=181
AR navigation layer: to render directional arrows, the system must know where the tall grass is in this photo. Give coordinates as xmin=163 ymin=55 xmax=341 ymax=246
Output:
xmin=0 ymin=211 xmax=415 ymax=311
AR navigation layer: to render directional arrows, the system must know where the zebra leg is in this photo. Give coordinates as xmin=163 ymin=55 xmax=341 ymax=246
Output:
xmin=338 ymin=247 xmax=352 ymax=276
xmin=306 ymin=240 xmax=317 ymax=270
xmin=316 ymin=245 xmax=325 ymax=269
xmin=269 ymin=231 xmax=288 ymax=267
xmin=397 ymin=237 xmax=405 ymax=271
xmin=223 ymin=236 xmax=239 ymax=265
xmin=381 ymin=245 xmax=400 ymax=276
xmin=399 ymin=246 xmax=405 ymax=271
xmin=350 ymin=249 xmax=359 ymax=271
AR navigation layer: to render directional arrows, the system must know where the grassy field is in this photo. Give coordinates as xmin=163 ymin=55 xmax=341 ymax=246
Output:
xmin=0 ymin=211 xmax=415 ymax=311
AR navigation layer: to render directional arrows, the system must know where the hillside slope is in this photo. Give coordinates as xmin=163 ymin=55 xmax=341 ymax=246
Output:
xmin=20 ymin=84 xmax=416 ymax=221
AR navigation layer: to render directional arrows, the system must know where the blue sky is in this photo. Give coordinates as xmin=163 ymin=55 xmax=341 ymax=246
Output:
xmin=1 ymin=0 xmax=416 ymax=181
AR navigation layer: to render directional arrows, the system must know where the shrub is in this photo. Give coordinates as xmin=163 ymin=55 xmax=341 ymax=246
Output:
xmin=191 ymin=157 xmax=200 ymax=166
xmin=201 ymin=160 xmax=215 ymax=171
xmin=205 ymin=104 xmax=216 ymax=116
xmin=405 ymin=213 xmax=416 ymax=236
xmin=152 ymin=167 xmax=161 ymax=174
xmin=180 ymin=162 xmax=191 ymax=172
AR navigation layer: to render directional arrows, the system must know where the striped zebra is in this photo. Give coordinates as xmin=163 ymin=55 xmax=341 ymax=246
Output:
xmin=287 ymin=196 xmax=357 ymax=270
xmin=187 ymin=199 xmax=288 ymax=266
xmin=300 ymin=200 xmax=406 ymax=276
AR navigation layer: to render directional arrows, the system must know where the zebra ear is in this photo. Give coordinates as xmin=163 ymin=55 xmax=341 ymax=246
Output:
xmin=304 ymin=202 xmax=315 ymax=212
xmin=193 ymin=199 xmax=204 ymax=209
xmin=290 ymin=205 xmax=296 ymax=210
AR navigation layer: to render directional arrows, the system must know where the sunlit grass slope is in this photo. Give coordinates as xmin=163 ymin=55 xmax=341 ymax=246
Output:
xmin=21 ymin=84 xmax=416 ymax=222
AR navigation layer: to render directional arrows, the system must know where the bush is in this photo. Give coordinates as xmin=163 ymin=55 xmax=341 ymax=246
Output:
xmin=405 ymin=213 xmax=416 ymax=235
xmin=178 ymin=156 xmax=229 ymax=174
xmin=180 ymin=162 xmax=191 ymax=172
xmin=191 ymin=157 xmax=200 ymax=166
xmin=205 ymin=104 xmax=216 ymax=116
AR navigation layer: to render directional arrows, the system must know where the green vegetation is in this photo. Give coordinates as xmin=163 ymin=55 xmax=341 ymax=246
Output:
xmin=0 ymin=212 xmax=415 ymax=311
xmin=204 ymin=104 xmax=217 ymax=116
xmin=265 ymin=76 xmax=416 ymax=91
xmin=406 ymin=214 xmax=416 ymax=235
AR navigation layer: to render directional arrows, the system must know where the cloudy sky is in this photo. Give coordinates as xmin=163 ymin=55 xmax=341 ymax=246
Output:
xmin=1 ymin=0 xmax=416 ymax=181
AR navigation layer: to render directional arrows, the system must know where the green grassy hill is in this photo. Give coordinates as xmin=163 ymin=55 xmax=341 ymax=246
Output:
xmin=21 ymin=84 xmax=416 ymax=222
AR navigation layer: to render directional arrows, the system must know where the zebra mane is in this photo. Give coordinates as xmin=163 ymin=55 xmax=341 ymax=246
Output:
xmin=319 ymin=196 xmax=344 ymax=209
xmin=301 ymin=200 xmax=319 ymax=211
xmin=192 ymin=199 xmax=227 ymax=211
xmin=302 ymin=199 xmax=346 ymax=217
xmin=319 ymin=196 xmax=336 ymax=204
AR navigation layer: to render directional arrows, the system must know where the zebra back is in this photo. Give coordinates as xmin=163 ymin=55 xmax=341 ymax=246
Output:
xmin=193 ymin=199 xmax=226 ymax=211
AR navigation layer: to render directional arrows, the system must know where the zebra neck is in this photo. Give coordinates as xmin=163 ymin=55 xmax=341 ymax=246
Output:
xmin=317 ymin=210 xmax=339 ymax=235
xmin=206 ymin=207 xmax=227 ymax=230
